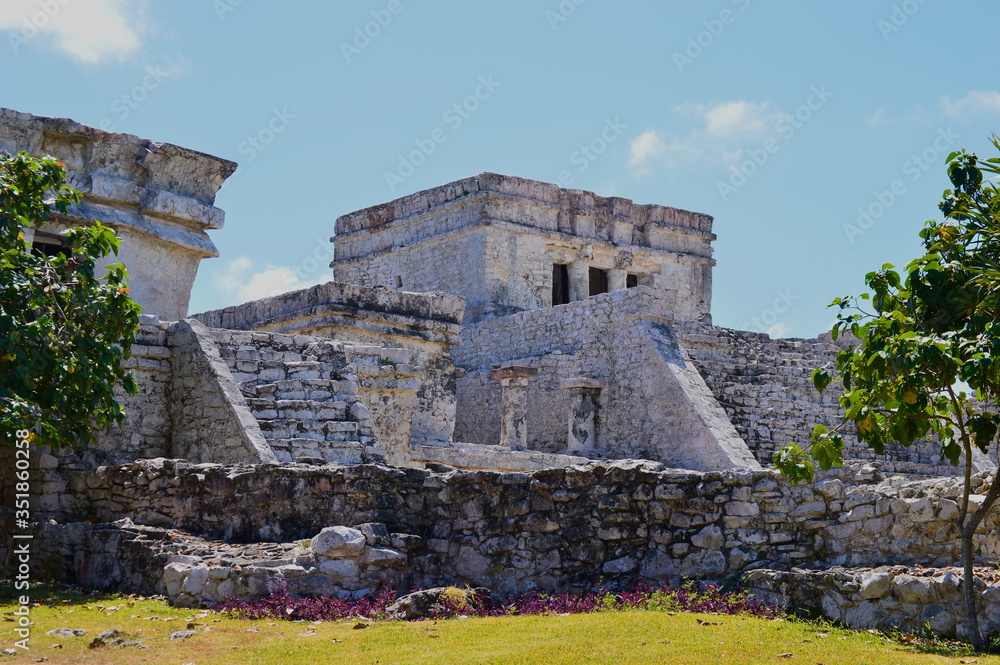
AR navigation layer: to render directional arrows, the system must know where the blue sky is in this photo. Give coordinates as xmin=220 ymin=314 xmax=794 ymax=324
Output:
xmin=2 ymin=0 xmax=998 ymax=338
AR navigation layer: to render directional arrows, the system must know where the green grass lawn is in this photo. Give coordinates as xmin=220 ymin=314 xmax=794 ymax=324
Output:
xmin=0 ymin=587 xmax=995 ymax=665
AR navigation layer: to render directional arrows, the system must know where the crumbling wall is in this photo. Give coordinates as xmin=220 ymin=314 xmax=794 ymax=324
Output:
xmin=193 ymin=281 xmax=465 ymax=447
xmin=19 ymin=459 xmax=1000 ymax=599
xmin=454 ymin=287 xmax=758 ymax=472
xmin=677 ymin=322 xmax=970 ymax=477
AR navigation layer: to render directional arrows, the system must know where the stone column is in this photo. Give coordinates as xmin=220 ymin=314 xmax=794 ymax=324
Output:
xmin=607 ymin=269 xmax=627 ymax=292
xmin=568 ymin=260 xmax=589 ymax=302
xmin=560 ymin=377 xmax=606 ymax=453
xmin=490 ymin=365 xmax=538 ymax=451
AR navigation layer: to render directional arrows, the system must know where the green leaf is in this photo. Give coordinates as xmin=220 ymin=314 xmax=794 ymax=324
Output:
xmin=812 ymin=367 xmax=832 ymax=393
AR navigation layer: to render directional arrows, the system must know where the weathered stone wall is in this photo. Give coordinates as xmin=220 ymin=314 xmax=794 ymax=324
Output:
xmin=211 ymin=327 xmax=388 ymax=465
xmin=87 ymin=319 xmax=174 ymax=465
xmin=454 ymin=287 xmax=758 ymax=472
xmin=332 ymin=172 xmax=716 ymax=323
xmin=193 ymin=281 xmax=465 ymax=448
xmin=1 ymin=107 xmax=237 ymax=320
xmin=745 ymin=566 xmax=1000 ymax=638
xmin=168 ymin=320 xmax=277 ymax=465
xmin=28 ymin=458 xmax=1000 ymax=599
xmin=677 ymin=322 xmax=973 ymax=477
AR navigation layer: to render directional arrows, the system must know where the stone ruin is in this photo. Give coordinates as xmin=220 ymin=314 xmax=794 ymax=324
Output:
xmin=3 ymin=108 xmax=1000 ymax=637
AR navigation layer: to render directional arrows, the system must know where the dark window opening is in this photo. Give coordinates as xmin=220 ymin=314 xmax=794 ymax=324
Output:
xmin=626 ymin=274 xmax=639 ymax=289
xmin=552 ymin=263 xmax=570 ymax=306
xmin=589 ymin=267 xmax=608 ymax=296
xmin=30 ymin=230 xmax=69 ymax=259
xmin=395 ymin=275 xmax=403 ymax=288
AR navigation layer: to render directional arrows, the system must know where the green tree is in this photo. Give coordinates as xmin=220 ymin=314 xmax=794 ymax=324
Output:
xmin=775 ymin=137 xmax=1000 ymax=649
xmin=0 ymin=151 xmax=140 ymax=450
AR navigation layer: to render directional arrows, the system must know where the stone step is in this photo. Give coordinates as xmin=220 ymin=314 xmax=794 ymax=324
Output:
xmin=217 ymin=346 xmax=305 ymax=363
xmin=229 ymin=359 xmax=328 ymax=383
xmin=241 ymin=378 xmax=357 ymax=401
xmin=258 ymin=419 xmax=360 ymax=440
xmin=267 ymin=438 xmax=367 ymax=465
xmin=245 ymin=398 xmax=349 ymax=421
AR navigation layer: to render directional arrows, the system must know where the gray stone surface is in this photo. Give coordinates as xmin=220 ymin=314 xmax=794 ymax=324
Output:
xmin=0 ymin=107 xmax=236 ymax=320
xmin=332 ymin=172 xmax=714 ymax=324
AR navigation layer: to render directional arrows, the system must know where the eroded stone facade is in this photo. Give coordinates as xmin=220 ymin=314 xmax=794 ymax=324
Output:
xmin=332 ymin=173 xmax=715 ymax=324
xmin=0 ymin=108 xmax=236 ymax=320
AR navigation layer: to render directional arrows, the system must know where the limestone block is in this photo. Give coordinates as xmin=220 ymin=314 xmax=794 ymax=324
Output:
xmin=858 ymin=571 xmax=893 ymax=599
xmin=603 ymin=556 xmax=638 ymax=574
xmin=163 ymin=562 xmax=192 ymax=598
xmin=893 ymin=575 xmax=936 ymax=603
xmin=680 ymin=551 xmax=726 ymax=578
xmin=908 ymin=498 xmax=935 ymax=523
xmin=814 ymin=479 xmax=844 ymax=500
xmin=725 ymin=502 xmax=759 ymax=517
xmin=639 ymin=551 xmax=676 ymax=579
xmin=312 ymin=527 xmax=367 ymax=558
xmin=843 ymin=601 xmax=881 ymax=629
xmin=318 ymin=559 xmax=359 ymax=580
xmin=936 ymin=499 xmax=959 ymax=521
xmin=182 ymin=565 xmax=210 ymax=596
xmin=361 ymin=547 xmax=407 ymax=568
xmin=690 ymin=525 xmax=724 ymax=551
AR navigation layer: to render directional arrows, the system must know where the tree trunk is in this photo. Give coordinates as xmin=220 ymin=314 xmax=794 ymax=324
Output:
xmin=961 ymin=526 xmax=983 ymax=649
xmin=959 ymin=467 xmax=1000 ymax=650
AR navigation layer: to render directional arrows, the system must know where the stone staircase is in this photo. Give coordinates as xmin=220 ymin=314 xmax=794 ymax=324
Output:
xmin=677 ymin=323 xmax=959 ymax=477
xmin=211 ymin=330 xmax=386 ymax=465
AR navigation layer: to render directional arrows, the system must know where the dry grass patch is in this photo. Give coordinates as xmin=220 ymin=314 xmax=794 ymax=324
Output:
xmin=1 ymin=587 xmax=998 ymax=665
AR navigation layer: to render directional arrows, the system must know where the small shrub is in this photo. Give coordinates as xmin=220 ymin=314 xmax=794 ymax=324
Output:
xmin=218 ymin=581 xmax=780 ymax=623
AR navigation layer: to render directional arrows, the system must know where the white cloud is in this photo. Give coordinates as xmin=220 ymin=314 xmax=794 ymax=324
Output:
xmin=633 ymin=100 xmax=784 ymax=175
xmin=940 ymin=91 xmax=1000 ymax=118
xmin=867 ymin=105 xmax=927 ymax=127
xmin=214 ymin=257 xmax=326 ymax=305
xmin=767 ymin=322 xmax=792 ymax=338
xmin=676 ymin=101 xmax=783 ymax=141
xmin=629 ymin=130 xmax=665 ymax=174
xmin=0 ymin=0 xmax=145 ymax=64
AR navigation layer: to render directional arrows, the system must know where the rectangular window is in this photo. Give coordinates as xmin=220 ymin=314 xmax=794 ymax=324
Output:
xmin=589 ymin=267 xmax=608 ymax=296
xmin=626 ymin=274 xmax=639 ymax=288
xmin=552 ymin=264 xmax=570 ymax=306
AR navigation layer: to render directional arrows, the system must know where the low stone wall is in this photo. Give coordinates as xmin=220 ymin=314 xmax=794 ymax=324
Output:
xmin=23 ymin=458 xmax=1000 ymax=598
xmin=745 ymin=566 xmax=1000 ymax=638
xmin=23 ymin=517 xmax=1000 ymax=637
